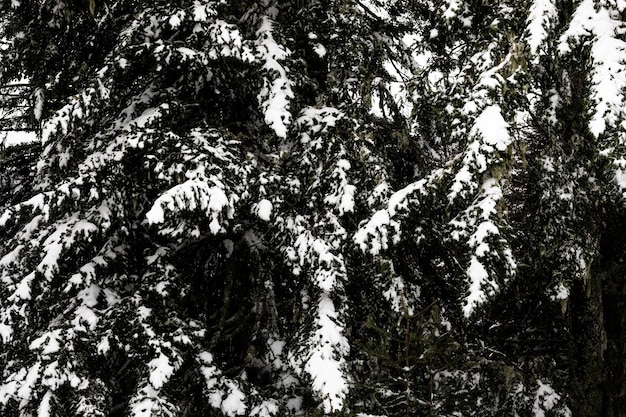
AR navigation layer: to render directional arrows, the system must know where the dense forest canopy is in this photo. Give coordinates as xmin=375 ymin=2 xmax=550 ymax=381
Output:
xmin=0 ymin=0 xmax=626 ymax=416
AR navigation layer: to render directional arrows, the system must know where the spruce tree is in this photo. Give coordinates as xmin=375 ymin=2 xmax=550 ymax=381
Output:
xmin=3 ymin=0 xmax=626 ymax=416
xmin=0 ymin=0 xmax=420 ymax=415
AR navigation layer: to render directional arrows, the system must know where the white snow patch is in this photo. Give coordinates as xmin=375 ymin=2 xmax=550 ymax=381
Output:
xmin=129 ymin=384 xmax=175 ymax=417
xmin=464 ymin=256 xmax=491 ymax=317
xmin=221 ymin=383 xmax=246 ymax=416
xmin=10 ymin=272 xmax=35 ymax=301
xmin=256 ymin=16 xmax=294 ymax=138
xmin=168 ymin=11 xmax=184 ymax=28
xmin=37 ymin=390 xmax=53 ymax=417
xmin=29 ymin=329 xmax=63 ymax=355
xmin=559 ymin=0 xmax=626 ymax=137
xmin=355 ymin=180 xmax=425 ymax=254
xmin=443 ymin=0 xmax=462 ymax=19
xmin=146 ymin=181 xmax=230 ymax=234
xmin=551 ymin=283 xmax=569 ymax=301
xmin=148 ymin=353 xmax=175 ymax=390
xmin=617 ymin=168 xmax=626 ymax=189
xmin=1 ymin=130 xmax=38 ymax=147
xmin=0 ymin=323 xmax=12 ymax=343
xmin=255 ymin=199 xmax=273 ymax=221
xmin=469 ymin=105 xmax=510 ymax=151
xmin=526 ymin=0 xmax=558 ymax=54
xmin=313 ymin=43 xmax=326 ymax=57
xmin=533 ymin=380 xmax=562 ymax=417
xmin=17 ymin=362 xmax=41 ymax=401
xmin=250 ymin=400 xmax=279 ymax=417
xmin=304 ymin=295 xmax=350 ymax=413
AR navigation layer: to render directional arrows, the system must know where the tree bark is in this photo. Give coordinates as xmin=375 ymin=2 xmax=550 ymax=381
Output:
xmin=569 ymin=274 xmax=605 ymax=417
xmin=570 ymin=229 xmax=626 ymax=417
xmin=602 ymin=278 xmax=626 ymax=417
xmin=599 ymin=226 xmax=626 ymax=417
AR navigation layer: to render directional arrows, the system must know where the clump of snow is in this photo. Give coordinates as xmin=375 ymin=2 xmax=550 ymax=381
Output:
xmin=29 ymin=329 xmax=63 ymax=355
xmin=196 ymin=352 xmax=247 ymax=416
xmin=17 ymin=362 xmax=41 ymax=403
xmin=296 ymin=106 xmax=343 ymax=134
xmin=129 ymin=383 xmax=176 ymax=417
xmin=312 ymin=43 xmax=326 ymax=57
xmin=145 ymin=180 xmax=231 ymax=235
xmin=256 ymin=16 xmax=294 ymax=138
xmin=551 ymin=283 xmax=569 ymax=301
xmin=37 ymin=390 xmax=53 ymax=417
xmin=250 ymin=400 xmax=279 ymax=417
xmin=354 ymin=209 xmax=396 ymax=255
xmin=456 ymin=178 xmax=513 ymax=317
xmin=254 ymin=199 xmax=273 ymax=221
xmin=33 ymin=88 xmax=45 ymax=121
xmin=168 ymin=10 xmax=185 ymax=29
xmin=533 ymin=380 xmax=564 ymax=417
xmin=526 ymin=0 xmax=558 ymax=54
xmin=443 ymin=0 xmax=462 ymax=20
xmin=302 ymin=295 xmax=350 ymax=413
xmin=464 ymin=256 xmax=490 ymax=317
xmin=558 ymin=1 xmax=626 ymax=137
xmin=616 ymin=168 xmax=626 ymax=190
xmin=148 ymin=352 xmax=176 ymax=390
xmin=220 ymin=384 xmax=246 ymax=417
xmin=323 ymin=158 xmax=356 ymax=216
xmin=469 ymin=105 xmax=510 ymax=151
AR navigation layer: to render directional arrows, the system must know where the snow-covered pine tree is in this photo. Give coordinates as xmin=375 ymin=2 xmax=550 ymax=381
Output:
xmin=0 ymin=0 xmax=431 ymax=415
xmin=4 ymin=0 xmax=626 ymax=416
xmin=514 ymin=1 xmax=626 ymax=415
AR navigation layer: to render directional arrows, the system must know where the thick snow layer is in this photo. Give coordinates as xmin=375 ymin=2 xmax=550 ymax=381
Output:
xmin=559 ymin=1 xmax=626 ymax=137
xmin=255 ymin=199 xmax=273 ymax=221
xmin=469 ymin=105 xmax=510 ymax=151
xmin=304 ymin=295 xmax=350 ymax=413
xmin=148 ymin=353 xmax=175 ymax=390
xmin=37 ymin=390 xmax=52 ymax=417
xmin=526 ymin=0 xmax=558 ymax=54
xmin=464 ymin=256 xmax=491 ymax=317
xmin=256 ymin=17 xmax=294 ymax=138
xmin=0 ymin=130 xmax=38 ymax=147
xmin=145 ymin=180 xmax=230 ymax=234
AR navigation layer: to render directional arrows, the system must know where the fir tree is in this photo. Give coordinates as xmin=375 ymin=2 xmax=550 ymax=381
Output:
xmin=3 ymin=0 xmax=626 ymax=416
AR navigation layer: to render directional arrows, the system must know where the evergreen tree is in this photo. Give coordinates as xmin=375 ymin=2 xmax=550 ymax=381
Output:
xmin=3 ymin=0 xmax=626 ymax=416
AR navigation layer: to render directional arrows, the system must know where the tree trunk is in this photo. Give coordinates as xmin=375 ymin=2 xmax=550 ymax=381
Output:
xmin=570 ymin=228 xmax=626 ymax=417
xmin=599 ymin=226 xmax=626 ymax=417
xmin=602 ymin=277 xmax=626 ymax=417
xmin=569 ymin=274 xmax=605 ymax=417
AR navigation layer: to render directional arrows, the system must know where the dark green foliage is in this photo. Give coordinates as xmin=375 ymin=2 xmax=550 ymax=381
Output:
xmin=2 ymin=0 xmax=626 ymax=416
